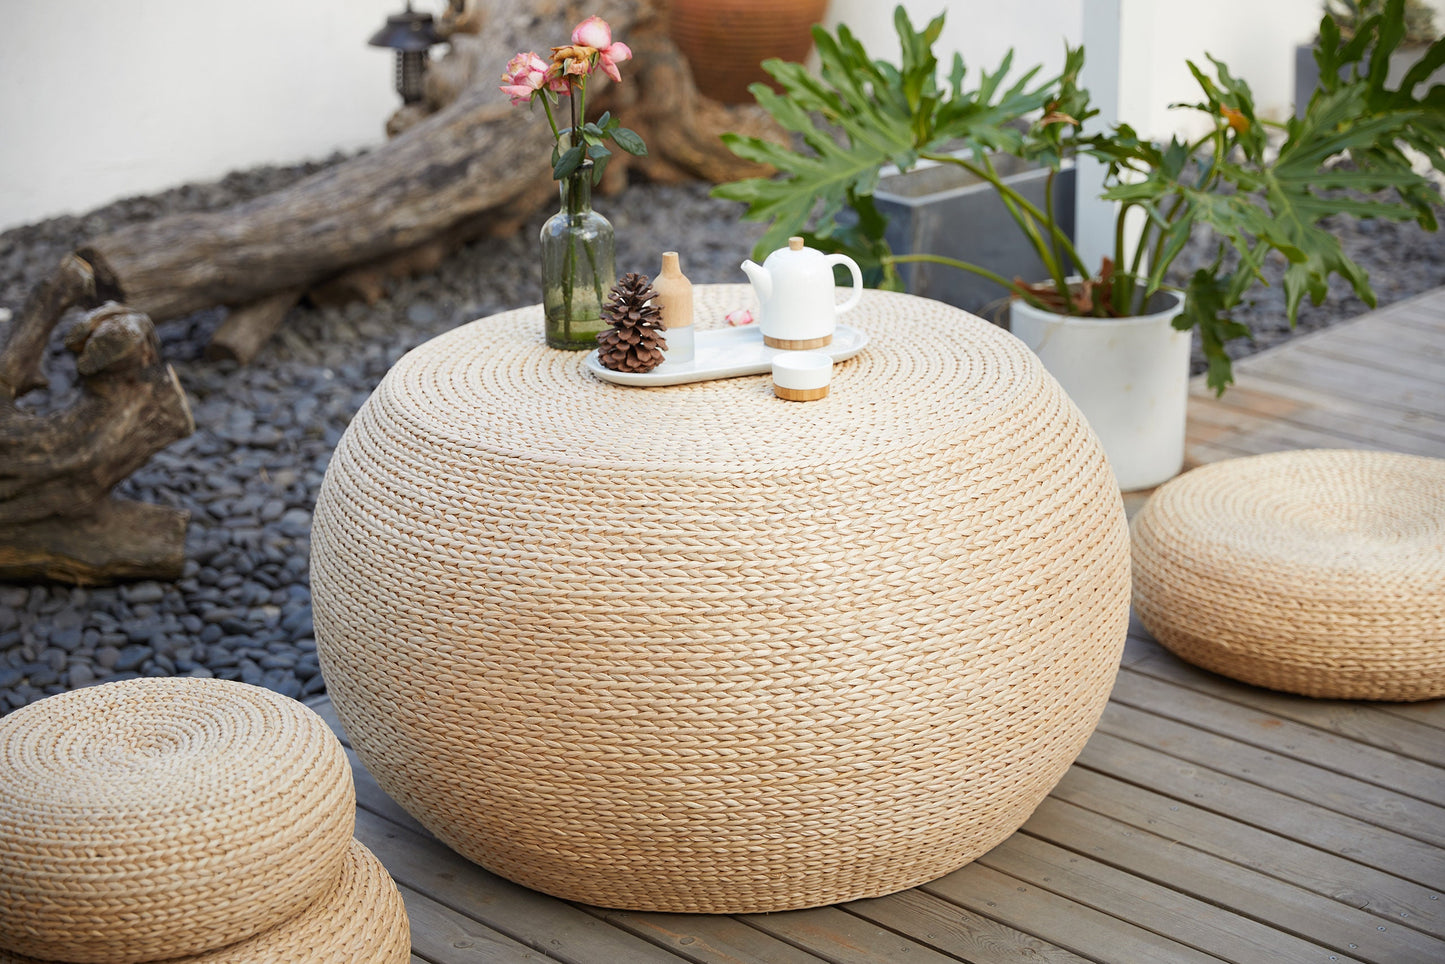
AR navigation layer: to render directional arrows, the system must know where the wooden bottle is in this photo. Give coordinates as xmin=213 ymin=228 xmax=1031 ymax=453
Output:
xmin=654 ymin=251 xmax=695 ymax=363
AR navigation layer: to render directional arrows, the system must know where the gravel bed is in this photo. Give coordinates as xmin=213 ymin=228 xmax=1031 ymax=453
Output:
xmin=0 ymin=157 xmax=1441 ymax=714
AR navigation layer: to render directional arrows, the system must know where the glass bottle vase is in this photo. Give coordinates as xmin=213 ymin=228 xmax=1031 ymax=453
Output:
xmin=540 ymin=164 xmax=616 ymax=350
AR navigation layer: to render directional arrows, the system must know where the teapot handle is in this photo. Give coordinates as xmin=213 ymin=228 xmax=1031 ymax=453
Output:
xmin=826 ymin=254 xmax=864 ymax=315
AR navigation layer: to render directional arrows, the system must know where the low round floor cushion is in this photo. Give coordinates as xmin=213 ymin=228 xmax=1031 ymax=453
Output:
xmin=0 ymin=678 xmax=355 ymax=964
xmin=0 ymin=840 xmax=409 ymax=964
xmin=1132 ymin=449 xmax=1445 ymax=701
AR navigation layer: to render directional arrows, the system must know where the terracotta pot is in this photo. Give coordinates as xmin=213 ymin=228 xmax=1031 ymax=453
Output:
xmin=668 ymin=0 xmax=830 ymax=104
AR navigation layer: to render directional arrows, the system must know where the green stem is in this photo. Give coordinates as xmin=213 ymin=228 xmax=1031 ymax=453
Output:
xmin=887 ymin=253 xmax=1021 ymax=294
xmin=1114 ymin=203 xmax=1135 ymax=315
xmin=1044 ymin=167 xmax=1064 ymax=270
xmin=569 ymin=81 xmax=581 ymax=150
xmin=540 ymin=97 xmax=561 ymax=142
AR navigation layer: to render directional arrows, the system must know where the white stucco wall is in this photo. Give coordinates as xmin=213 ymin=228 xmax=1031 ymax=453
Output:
xmin=0 ymin=0 xmax=400 ymax=231
xmin=3 ymin=1 xmax=1443 ymax=231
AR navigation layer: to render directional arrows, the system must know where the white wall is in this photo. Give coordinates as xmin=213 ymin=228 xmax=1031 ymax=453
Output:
xmin=0 ymin=0 xmax=400 ymax=230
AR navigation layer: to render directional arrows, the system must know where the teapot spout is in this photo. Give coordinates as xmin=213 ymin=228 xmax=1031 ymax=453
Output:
xmin=741 ymin=259 xmax=772 ymax=302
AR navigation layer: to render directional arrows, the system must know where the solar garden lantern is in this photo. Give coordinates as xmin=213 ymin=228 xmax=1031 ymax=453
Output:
xmin=368 ymin=2 xmax=441 ymax=105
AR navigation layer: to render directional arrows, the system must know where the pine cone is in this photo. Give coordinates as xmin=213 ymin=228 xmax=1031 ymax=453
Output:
xmin=597 ymin=272 xmax=669 ymax=373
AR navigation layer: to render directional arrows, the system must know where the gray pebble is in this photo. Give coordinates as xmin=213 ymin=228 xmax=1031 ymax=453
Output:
xmin=67 ymin=663 xmax=95 ymax=688
xmin=278 ymin=508 xmax=312 ymax=539
xmin=121 ymin=582 xmax=167 ymax=605
xmin=50 ymin=626 xmax=83 ymax=652
xmin=94 ymin=646 xmax=122 ymax=670
xmin=114 ymin=645 xmax=152 ymax=672
xmin=281 ymin=605 xmax=313 ymax=636
xmin=239 ymin=659 xmax=264 ymax=687
xmin=262 ymin=670 xmax=302 ymax=699
xmin=26 ymin=668 xmax=59 ymax=688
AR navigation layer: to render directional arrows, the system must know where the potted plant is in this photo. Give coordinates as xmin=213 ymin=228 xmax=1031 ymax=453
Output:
xmin=715 ymin=0 xmax=1445 ymax=489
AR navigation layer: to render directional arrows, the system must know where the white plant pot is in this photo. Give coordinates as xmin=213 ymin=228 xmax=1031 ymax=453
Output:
xmin=1009 ymin=290 xmax=1189 ymax=491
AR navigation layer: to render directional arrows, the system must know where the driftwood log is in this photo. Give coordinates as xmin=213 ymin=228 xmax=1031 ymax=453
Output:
xmin=0 ymin=255 xmax=194 ymax=583
xmin=72 ymin=0 xmax=777 ymax=363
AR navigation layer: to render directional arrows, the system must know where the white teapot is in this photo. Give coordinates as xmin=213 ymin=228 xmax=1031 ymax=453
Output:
xmin=741 ymin=237 xmax=863 ymax=349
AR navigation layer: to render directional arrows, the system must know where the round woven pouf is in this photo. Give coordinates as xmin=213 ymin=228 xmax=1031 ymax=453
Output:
xmin=0 ymin=678 xmax=355 ymax=964
xmin=0 ymin=840 xmax=408 ymax=964
xmin=1132 ymin=449 xmax=1445 ymax=701
xmin=312 ymin=285 xmax=1131 ymax=913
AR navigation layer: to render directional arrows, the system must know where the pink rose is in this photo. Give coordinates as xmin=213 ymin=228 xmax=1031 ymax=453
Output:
xmin=571 ymin=16 xmax=612 ymax=49
xmin=725 ymin=308 xmax=755 ymax=327
xmin=499 ymin=51 xmax=551 ymax=106
xmin=596 ymin=41 xmax=632 ymax=83
xmin=570 ymin=16 xmax=632 ymax=83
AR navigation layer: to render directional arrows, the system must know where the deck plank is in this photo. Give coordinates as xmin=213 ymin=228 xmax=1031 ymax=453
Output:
xmin=576 ymin=909 xmax=833 ymax=964
xmin=1047 ymin=767 xmax=1445 ymax=940
xmin=1107 ymin=669 xmax=1443 ymax=802
xmin=1228 ymin=346 xmax=1445 ymax=417
xmin=978 ymin=830 xmax=1368 ymax=964
xmin=738 ymin=906 xmax=973 ymax=964
xmin=1018 ymin=797 xmax=1445 ymax=962
xmin=1120 ymin=644 xmax=1445 ymax=766
xmin=921 ymin=864 xmax=1222 ymax=963
xmin=400 ymin=885 xmax=553 ymax=963
xmin=1075 ymin=730 xmax=1445 ymax=890
xmin=1096 ymin=702 xmax=1445 ymax=846
xmin=842 ymin=889 xmax=1092 ymax=963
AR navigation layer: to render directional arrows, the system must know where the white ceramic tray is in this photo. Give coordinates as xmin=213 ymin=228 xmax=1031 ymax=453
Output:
xmin=585 ymin=324 xmax=868 ymax=387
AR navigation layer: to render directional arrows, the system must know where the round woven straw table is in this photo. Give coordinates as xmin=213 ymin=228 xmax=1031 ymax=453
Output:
xmin=312 ymin=285 xmax=1131 ymax=913
xmin=0 ymin=678 xmax=355 ymax=964
xmin=1132 ymin=449 xmax=1445 ymax=701
xmin=0 ymin=840 xmax=408 ymax=964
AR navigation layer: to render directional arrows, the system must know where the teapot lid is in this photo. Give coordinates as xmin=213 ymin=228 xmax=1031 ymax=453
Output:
xmin=765 ymin=236 xmax=822 ymax=266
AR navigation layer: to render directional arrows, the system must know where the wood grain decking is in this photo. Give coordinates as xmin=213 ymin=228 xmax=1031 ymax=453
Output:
xmin=312 ymin=287 xmax=1445 ymax=964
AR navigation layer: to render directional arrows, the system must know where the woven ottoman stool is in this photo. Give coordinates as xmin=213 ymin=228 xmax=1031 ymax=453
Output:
xmin=0 ymin=840 xmax=408 ymax=964
xmin=312 ymin=285 xmax=1132 ymax=913
xmin=1132 ymin=449 xmax=1445 ymax=701
xmin=0 ymin=678 xmax=356 ymax=963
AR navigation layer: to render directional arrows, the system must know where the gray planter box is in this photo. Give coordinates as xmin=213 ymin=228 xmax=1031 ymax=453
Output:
xmin=874 ymin=155 xmax=1076 ymax=318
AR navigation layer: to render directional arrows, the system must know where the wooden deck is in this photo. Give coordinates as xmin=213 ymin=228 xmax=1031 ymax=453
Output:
xmin=311 ymin=287 xmax=1445 ymax=964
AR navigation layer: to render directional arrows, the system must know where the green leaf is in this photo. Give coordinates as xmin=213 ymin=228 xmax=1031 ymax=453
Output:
xmin=1180 ymin=266 xmax=1251 ymax=395
xmin=587 ymin=142 xmax=612 ymax=184
xmin=552 ymin=144 xmax=583 ymax=181
xmin=611 ymin=127 xmax=647 ymax=156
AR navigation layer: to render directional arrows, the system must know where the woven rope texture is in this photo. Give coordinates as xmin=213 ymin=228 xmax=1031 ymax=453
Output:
xmin=312 ymin=285 xmax=1132 ymax=913
xmin=0 ymin=840 xmax=408 ymax=964
xmin=0 ymin=678 xmax=355 ymax=963
xmin=1132 ymin=449 xmax=1445 ymax=700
